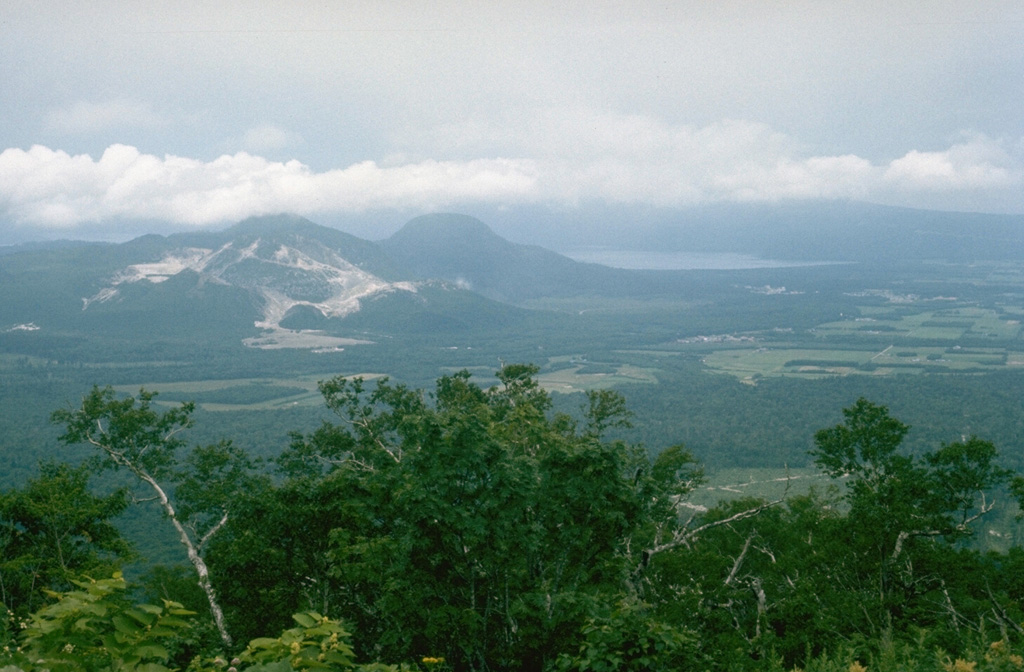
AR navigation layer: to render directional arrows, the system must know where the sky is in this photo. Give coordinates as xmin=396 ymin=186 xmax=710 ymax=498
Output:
xmin=1 ymin=0 xmax=1022 ymax=243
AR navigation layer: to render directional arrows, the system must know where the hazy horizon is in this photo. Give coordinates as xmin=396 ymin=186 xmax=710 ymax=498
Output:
xmin=2 ymin=2 xmax=1023 ymax=245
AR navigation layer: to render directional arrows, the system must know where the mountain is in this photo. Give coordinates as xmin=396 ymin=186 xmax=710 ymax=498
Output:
xmin=0 ymin=213 xmax=593 ymax=358
xmin=648 ymin=201 xmax=1024 ymax=263
xmin=380 ymin=213 xmax=655 ymax=303
xmin=82 ymin=215 xmax=418 ymax=334
xmin=4 ymin=206 xmax=1023 ymax=364
xmin=475 ymin=200 xmax=1024 ymax=263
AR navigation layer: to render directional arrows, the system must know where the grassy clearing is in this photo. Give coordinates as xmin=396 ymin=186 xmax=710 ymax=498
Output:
xmin=109 ymin=364 xmax=660 ymax=409
xmin=698 ymin=303 xmax=1022 ymax=381
xmin=111 ymin=373 xmax=386 ymax=411
xmin=689 ymin=467 xmax=833 ymax=509
xmin=814 ymin=307 xmax=1021 ymax=341
xmin=702 ymin=348 xmax=873 ymax=380
xmin=703 ymin=344 xmax=1015 ymax=381
xmin=536 ymin=364 xmax=659 ymax=393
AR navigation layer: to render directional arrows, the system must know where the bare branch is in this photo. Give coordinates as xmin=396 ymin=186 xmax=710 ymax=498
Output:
xmin=891 ymin=493 xmax=997 ymax=561
xmin=725 ymin=532 xmax=755 ymax=587
xmin=987 ymin=583 xmax=1024 ymax=635
xmin=199 ymin=510 xmax=230 ymax=551
xmin=647 ymin=492 xmax=786 ymax=560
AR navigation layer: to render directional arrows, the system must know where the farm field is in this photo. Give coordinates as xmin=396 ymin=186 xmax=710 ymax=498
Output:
xmin=111 ymin=373 xmax=386 ymax=411
xmin=814 ymin=305 xmax=1022 ymax=340
xmin=109 ymin=362 xmax=663 ymax=411
xmin=685 ymin=302 xmax=1024 ymax=382
xmin=535 ymin=361 xmax=660 ymax=392
xmin=691 ymin=467 xmax=826 ymax=507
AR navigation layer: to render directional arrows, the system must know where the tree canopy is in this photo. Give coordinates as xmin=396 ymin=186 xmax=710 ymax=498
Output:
xmin=2 ymin=372 xmax=1023 ymax=672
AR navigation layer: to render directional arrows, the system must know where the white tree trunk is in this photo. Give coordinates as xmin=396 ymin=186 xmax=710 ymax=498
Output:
xmin=137 ymin=469 xmax=233 ymax=648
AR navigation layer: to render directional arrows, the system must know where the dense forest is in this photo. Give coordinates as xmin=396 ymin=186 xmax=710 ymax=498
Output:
xmin=3 ymin=365 xmax=1024 ymax=671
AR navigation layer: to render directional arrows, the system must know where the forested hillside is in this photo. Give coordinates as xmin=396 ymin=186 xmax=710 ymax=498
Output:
xmin=3 ymin=366 xmax=1024 ymax=671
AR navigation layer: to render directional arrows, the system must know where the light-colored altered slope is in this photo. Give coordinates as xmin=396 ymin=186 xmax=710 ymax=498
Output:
xmin=82 ymin=237 xmax=417 ymax=347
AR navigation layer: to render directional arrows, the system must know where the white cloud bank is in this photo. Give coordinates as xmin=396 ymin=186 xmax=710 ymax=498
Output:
xmin=0 ymin=145 xmax=537 ymax=229
xmin=1 ymin=118 xmax=1021 ymax=234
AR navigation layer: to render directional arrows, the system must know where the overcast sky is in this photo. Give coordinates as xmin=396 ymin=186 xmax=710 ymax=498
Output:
xmin=1 ymin=0 xmax=1022 ymax=242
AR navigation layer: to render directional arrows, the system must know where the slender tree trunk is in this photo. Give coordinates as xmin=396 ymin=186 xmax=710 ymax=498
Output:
xmin=137 ymin=470 xmax=233 ymax=648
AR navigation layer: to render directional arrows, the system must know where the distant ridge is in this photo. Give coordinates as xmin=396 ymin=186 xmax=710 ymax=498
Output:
xmin=3 ymin=205 xmax=1022 ymax=356
xmin=479 ymin=201 xmax=1024 ymax=263
xmin=0 ymin=211 xmax=597 ymax=352
xmin=381 ymin=213 xmax=631 ymax=302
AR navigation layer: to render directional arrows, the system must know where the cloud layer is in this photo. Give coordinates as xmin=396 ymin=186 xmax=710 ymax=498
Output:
xmin=2 ymin=117 xmax=1021 ymax=235
xmin=0 ymin=144 xmax=536 ymax=229
xmin=3 ymin=2 xmax=1023 ymax=242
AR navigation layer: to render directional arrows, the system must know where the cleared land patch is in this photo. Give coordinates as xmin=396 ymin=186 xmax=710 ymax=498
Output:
xmin=536 ymin=363 xmax=659 ymax=393
xmin=689 ymin=467 xmax=829 ymax=509
xmin=692 ymin=303 xmax=1022 ymax=382
xmin=112 ymin=373 xmax=386 ymax=411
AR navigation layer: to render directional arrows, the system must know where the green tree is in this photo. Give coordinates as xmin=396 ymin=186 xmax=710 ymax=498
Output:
xmin=52 ymin=386 xmax=262 ymax=649
xmin=212 ymin=366 xmax=718 ymax=671
xmin=809 ymin=398 xmax=1015 ymax=638
xmin=635 ymin=399 xmax=1022 ymax=670
xmin=207 ymin=472 xmax=362 ymax=646
xmin=0 ymin=461 xmax=132 ymax=615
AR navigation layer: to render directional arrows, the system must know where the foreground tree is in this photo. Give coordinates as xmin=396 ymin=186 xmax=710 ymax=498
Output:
xmin=210 ymin=366 xmax=740 ymax=671
xmin=0 ymin=461 xmax=132 ymax=615
xmin=53 ymin=387 xmax=261 ymax=649
xmin=810 ymin=398 xmax=1012 ymax=623
xmin=636 ymin=398 xmax=1023 ymax=669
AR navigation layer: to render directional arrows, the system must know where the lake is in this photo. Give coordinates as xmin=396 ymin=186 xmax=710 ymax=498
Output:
xmin=563 ymin=249 xmax=836 ymax=270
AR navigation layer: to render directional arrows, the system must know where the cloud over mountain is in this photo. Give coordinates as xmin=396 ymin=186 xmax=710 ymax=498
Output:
xmin=2 ymin=117 xmax=1021 ymax=236
xmin=3 ymin=2 xmax=1023 ymax=241
xmin=0 ymin=144 xmax=537 ymax=230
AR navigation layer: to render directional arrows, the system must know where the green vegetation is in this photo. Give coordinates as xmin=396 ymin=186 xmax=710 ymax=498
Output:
xmin=3 ymin=369 xmax=1024 ymax=671
xmin=664 ymin=300 xmax=1024 ymax=382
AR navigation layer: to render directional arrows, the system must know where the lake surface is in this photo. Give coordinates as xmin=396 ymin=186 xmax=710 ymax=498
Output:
xmin=563 ymin=249 xmax=834 ymax=270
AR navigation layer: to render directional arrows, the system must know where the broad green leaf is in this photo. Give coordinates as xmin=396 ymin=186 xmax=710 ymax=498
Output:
xmin=292 ymin=612 xmax=319 ymax=628
xmin=155 ymin=616 xmax=191 ymax=629
xmin=135 ymin=664 xmax=173 ymax=672
xmin=113 ymin=614 xmax=142 ymax=635
xmin=134 ymin=643 xmax=170 ymax=659
xmin=126 ymin=607 xmax=157 ymax=625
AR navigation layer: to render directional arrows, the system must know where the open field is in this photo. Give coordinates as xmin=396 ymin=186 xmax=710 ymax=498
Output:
xmin=101 ymin=296 xmax=1024 ymax=400
xmin=678 ymin=301 xmax=1024 ymax=382
xmin=535 ymin=361 xmax=660 ymax=393
xmin=814 ymin=306 xmax=1022 ymax=341
xmin=690 ymin=467 xmax=831 ymax=509
xmin=701 ymin=344 xmax=1019 ymax=382
xmin=106 ymin=361 xmax=661 ymax=411
xmin=702 ymin=347 xmax=872 ymax=380
xmin=111 ymin=373 xmax=386 ymax=411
